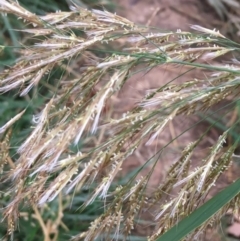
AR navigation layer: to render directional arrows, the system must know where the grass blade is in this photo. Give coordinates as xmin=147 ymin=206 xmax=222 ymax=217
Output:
xmin=156 ymin=179 xmax=240 ymax=241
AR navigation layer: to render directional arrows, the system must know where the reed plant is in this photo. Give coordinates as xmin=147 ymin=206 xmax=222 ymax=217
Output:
xmin=1 ymin=0 xmax=240 ymax=240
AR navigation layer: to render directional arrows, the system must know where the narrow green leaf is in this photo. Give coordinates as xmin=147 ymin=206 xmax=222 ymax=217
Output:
xmin=156 ymin=179 xmax=240 ymax=241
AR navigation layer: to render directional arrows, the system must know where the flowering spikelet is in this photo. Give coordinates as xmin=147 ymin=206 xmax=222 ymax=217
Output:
xmin=1 ymin=1 xmax=240 ymax=241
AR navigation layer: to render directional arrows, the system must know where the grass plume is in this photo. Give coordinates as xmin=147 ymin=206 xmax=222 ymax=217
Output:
xmin=1 ymin=0 xmax=240 ymax=240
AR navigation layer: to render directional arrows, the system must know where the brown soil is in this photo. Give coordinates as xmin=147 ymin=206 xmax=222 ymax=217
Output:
xmin=113 ymin=0 xmax=225 ymax=188
xmin=112 ymin=1 xmax=240 ymax=240
xmin=117 ymin=0 xmax=218 ymax=29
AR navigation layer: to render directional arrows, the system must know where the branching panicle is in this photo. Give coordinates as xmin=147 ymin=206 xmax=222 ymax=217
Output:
xmin=0 ymin=1 xmax=240 ymax=240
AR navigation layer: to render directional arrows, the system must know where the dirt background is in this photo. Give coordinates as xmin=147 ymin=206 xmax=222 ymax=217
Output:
xmin=111 ymin=1 xmax=240 ymax=240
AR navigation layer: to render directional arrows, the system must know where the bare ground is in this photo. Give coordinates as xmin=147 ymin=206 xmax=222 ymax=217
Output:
xmin=113 ymin=0 xmax=224 ymax=188
xmin=111 ymin=0 xmax=240 ymax=240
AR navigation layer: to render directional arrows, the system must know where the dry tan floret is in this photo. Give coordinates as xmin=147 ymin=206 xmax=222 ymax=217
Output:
xmin=1 ymin=1 xmax=240 ymax=240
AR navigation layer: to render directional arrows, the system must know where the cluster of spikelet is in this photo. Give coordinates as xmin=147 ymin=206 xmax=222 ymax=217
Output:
xmin=1 ymin=0 xmax=240 ymax=240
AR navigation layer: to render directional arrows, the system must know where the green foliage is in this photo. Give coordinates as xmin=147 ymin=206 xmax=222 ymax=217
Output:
xmin=156 ymin=178 xmax=240 ymax=241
